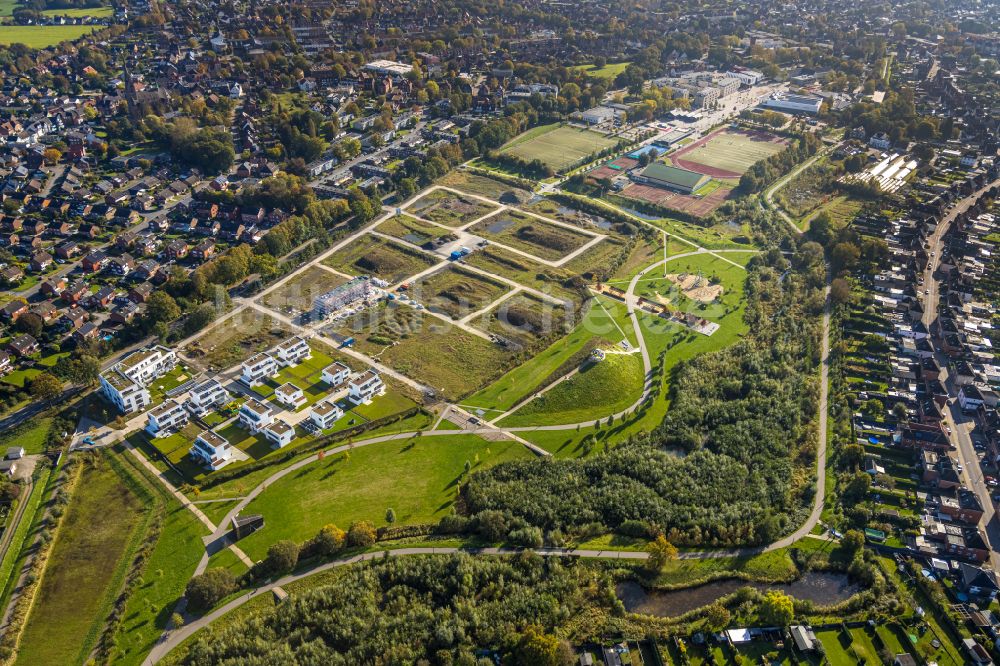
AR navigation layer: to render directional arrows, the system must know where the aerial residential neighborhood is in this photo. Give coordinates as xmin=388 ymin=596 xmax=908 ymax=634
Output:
xmin=0 ymin=0 xmax=997 ymax=663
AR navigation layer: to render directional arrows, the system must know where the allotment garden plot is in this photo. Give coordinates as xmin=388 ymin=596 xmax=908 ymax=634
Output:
xmin=500 ymin=124 xmax=619 ymax=172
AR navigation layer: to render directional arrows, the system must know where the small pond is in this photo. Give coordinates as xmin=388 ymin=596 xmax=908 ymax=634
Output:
xmin=617 ymin=572 xmax=860 ymax=617
xmin=402 ymin=232 xmax=429 ymax=245
xmin=485 ymin=217 xmax=515 ymax=234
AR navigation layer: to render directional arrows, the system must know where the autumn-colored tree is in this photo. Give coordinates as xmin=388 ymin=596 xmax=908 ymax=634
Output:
xmin=646 ymin=534 xmax=678 ymax=571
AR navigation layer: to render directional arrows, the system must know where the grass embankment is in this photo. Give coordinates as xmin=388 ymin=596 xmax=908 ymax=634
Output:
xmin=14 ymin=456 xmax=146 ymax=666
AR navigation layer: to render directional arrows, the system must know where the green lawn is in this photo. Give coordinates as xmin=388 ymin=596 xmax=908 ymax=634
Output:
xmin=236 ymin=434 xmax=533 ymax=560
xmin=501 ymin=124 xmax=618 ymax=172
xmin=570 ymin=61 xmax=630 ymax=81
xmin=0 ymin=24 xmax=98 ymax=48
xmin=15 ymin=457 xmax=148 ymax=666
xmin=0 ymin=416 xmax=51 ymax=454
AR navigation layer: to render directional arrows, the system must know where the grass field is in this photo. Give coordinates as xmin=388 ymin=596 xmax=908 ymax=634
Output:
xmin=799 ymin=194 xmax=863 ymax=231
xmin=236 ymin=434 xmax=533 ymax=560
xmin=570 ymin=61 xmax=630 ymax=81
xmin=501 ymin=124 xmax=618 ymax=172
xmin=410 ymin=265 xmax=510 ymax=320
xmin=436 ymin=171 xmax=533 ymax=201
xmin=0 ymin=467 xmax=49 ymax=608
xmin=0 ymin=24 xmax=98 ymax=48
xmin=675 ymin=128 xmax=788 ymax=176
xmin=183 ymin=311 xmax=291 ymax=371
xmin=41 ymin=6 xmax=112 ymax=16
xmin=259 ymin=265 xmax=348 ymax=316
xmin=463 ymin=295 xmax=630 ymax=415
xmin=405 ymin=189 xmax=499 ymax=228
xmin=470 ymin=209 xmax=595 ymax=262
xmin=376 ymin=214 xmax=454 ymax=244
xmin=323 ymin=235 xmax=439 ymax=284
xmin=15 ymin=458 xmax=147 ymax=666
xmin=0 ymin=416 xmax=51 ymax=454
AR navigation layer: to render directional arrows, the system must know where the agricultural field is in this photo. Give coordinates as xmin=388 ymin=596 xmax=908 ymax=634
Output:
xmin=0 ymin=24 xmax=98 ymax=48
xmin=322 ymin=235 xmax=439 ymax=284
xmin=259 ymin=265 xmax=348 ymax=317
xmin=376 ymin=214 xmax=455 ymax=245
xmin=235 ymin=434 xmax=533 ymax=561
xmin=409 ymin=265 xmax=510 ymax=320
xmin=469 ymin=209 xmax=596 ymax=262
xmin=182 ymin=311 xmax=291 ymax=371
xmin=15 ymin=458 xmax=148 ymax=666
xmin=405 ymin=189 xmax=499 ymax=228
xmin=671 ymin=128 xmax=788 ymax=179
xmin=500 ymin=124 xmax=618 ymax=172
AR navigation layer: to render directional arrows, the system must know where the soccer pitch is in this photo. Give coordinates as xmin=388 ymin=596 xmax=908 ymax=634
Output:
xmin=675 ymin=129 xmax=788 ymax=177
xmin=501 ymin=124 xmax=618 ymax=172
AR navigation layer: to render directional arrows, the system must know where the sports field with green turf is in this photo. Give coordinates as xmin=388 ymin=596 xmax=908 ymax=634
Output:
xmin=674 ymin=128 xmax=788 ymax=177
xmin=501 ymin=124 xmax=618 ymax=172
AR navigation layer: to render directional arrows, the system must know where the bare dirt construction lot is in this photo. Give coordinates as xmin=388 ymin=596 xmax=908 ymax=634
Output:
xmin=410 ymin=265 xmax=510 ymax=320
xmin=323 ymin=235 xmax=439 ymax=284
xmin=183 ymin=312 xmax=292 ymax=371
xmin=670 ymin=127 xmax=789 ymax=179
xmin=469 ymin=210 xmax=595 ymax=262
xmin=260 ymin=265 xmax=349 ymax=316
xmin=406 ymin=189 xmax=499 ymax=227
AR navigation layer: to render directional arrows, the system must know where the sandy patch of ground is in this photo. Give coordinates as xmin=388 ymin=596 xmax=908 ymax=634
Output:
xmin=665 ymin=273 xmax=723 ymax=302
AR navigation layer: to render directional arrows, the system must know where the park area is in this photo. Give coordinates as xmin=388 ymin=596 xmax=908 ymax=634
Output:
xmin=500 ymin=124 xmax=618 ymax=172
xmin=671 ymin=127 xmax=789 ymax=179
xmin=234 ymin=434 xmax=533 ymax=561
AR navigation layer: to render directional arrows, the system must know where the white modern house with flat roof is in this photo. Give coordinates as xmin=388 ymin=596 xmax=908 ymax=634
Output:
xmin=321 ymin=361 xmax=351 ymax=386
xmin=241 ymin=352 xmax=278 ymax=387
xmin=190 ymin=430 xmax=232 ymax=471
xmin=145 ymin=399 xmax=189 ymax=436
xmin=310 ymin=400 xmax=344 ymax=430
xmin=100 ymin=344 xmax=177 ymax=413
xmin=238 ymin=398 xmax=274 ymax=433
xmin=274 ymin=382 xmax=306 ymax=410
xmin=186 ymin=378 xmax=230 ymax=415
xmin=348 ymin=370 xmax=385 ymax=405
xmin=264 ymin=419 xmax=295 ymax=448
xmin=271 ymin=336 xmax=311 ymax=367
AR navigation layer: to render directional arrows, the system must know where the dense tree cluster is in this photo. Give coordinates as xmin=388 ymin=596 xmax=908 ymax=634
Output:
xmin=182 ymin=553 xmax=608 ymax=665
xmin=464 ymin=249 xmax=824 ymax=547
xmin=739 ymin=132 xmax=823 ymax=193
